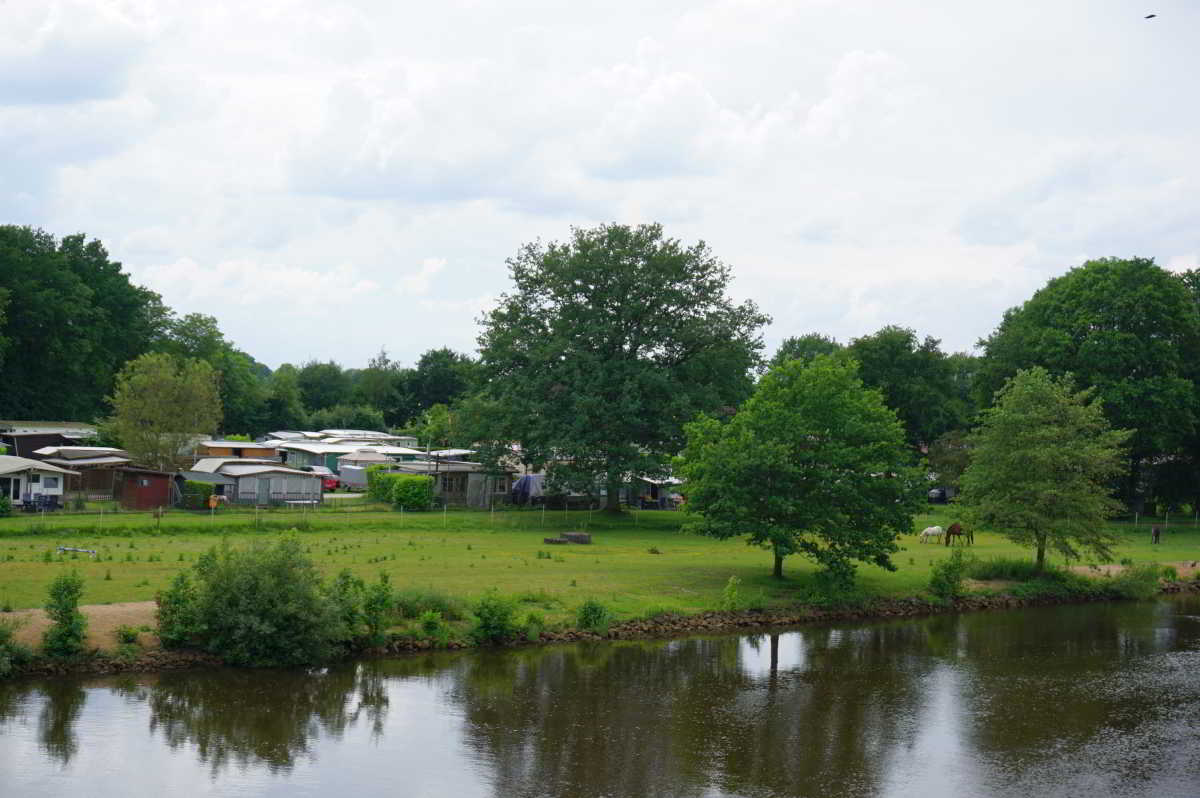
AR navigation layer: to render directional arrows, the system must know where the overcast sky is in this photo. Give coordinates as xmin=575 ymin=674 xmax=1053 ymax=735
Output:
xmin=4 ymin=0 xmax=1198 ymax=369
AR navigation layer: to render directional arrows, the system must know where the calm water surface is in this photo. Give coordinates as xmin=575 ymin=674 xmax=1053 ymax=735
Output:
xmin=2 ymin=597 xmax=1198 ymax=798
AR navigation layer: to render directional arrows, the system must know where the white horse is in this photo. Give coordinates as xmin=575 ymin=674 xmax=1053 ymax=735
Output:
xmin=919 ymin=526 xmax=944 ymax=544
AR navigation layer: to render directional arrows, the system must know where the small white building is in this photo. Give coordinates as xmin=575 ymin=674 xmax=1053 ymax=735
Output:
xmin=0 ymin=455 xmax=78 ymax=508
xmin=190 ymin=458 xmax=323 ymax=505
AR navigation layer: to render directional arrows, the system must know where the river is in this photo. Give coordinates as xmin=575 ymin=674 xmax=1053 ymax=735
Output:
xmin=2 ymin=597 xmax=1198 ymax=797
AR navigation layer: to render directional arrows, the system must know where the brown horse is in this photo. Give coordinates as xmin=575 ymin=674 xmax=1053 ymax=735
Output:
xmin=944 ymin=522 xmax=973 ymax=546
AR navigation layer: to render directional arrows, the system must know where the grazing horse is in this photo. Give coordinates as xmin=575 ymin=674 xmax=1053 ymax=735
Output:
xmin=919 ymin=526 xmax=944 ymax=544
xmin=944 ymin=522 xmax=973 ymax=546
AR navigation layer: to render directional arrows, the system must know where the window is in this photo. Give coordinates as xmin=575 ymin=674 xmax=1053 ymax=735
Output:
xmin=30 ymin=474 xmax=40 ymax=484
xmin=44 ymin=477 xmax=59 ymax=489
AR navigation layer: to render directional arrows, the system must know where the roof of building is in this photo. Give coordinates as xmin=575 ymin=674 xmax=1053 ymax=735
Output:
xmin=272 ymin=441 xmax=425 ymax=457
xmin=32 ymin=446 xmax=129 ymax=459
xmin=430 ymin=448 xmax=476 ymax=458
xmin=42 ymin=456 xmax=132 ymax=468
xmin=191 ymin=457 xmax=281 ymax=474
xmin=218 ymin=464 xmax=320 ymax=478
xmin=199 ymin=440 xmax=279 ymax=449
xmin=337 ymin=450 xmax=393 ymax=463
xmin=0 ymin=455 xmax=79 ymax=476
xmin=317 ymin=429 xmax=399 ymax=439
xmin=0 ymin=421 xmax=97 ymax=436
xmin=178 ymin=470 xmax=237 ymax=485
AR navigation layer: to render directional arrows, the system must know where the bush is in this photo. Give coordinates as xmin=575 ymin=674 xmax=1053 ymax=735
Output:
xmin=0 ymin=618 xmax=33 ymax=678
xmin=575 ymin=599 xmax=613 ymax=635
xmin=156 ymin=572 xmax=201 ymax=648
xmin=180 ymin=480 xmax=214 ymax=510
xmin=1106 ymin=564 xmax=1162 ymax=600
xmin=929 ymin=549 xmax=972 ymax=601
xmin=390 ymin=475 xmax=435 ymax=511
xmin=365 ymin=465 xmax=395 ymax=502
xmin=115 ymin=625 xmax=140 ymax=645
xmin=155 ymin=537 xmax=351 ymax=667
xmin=43 ymin=570 xmax=88 ymax=658
xmin=363 ymin=573 xmax=394 ymax=644
xmin=0 ymin=496 xmax=11 ymax=517
xmin=470 ymin=591 xmax=519 ymax=644
xmin=523 ymin=610 xmax=546 ymax=642
xmin=964 ymin=557 xmax=1045 ymax=582
xmin=394 ymin=587 xmax=464 ymax=621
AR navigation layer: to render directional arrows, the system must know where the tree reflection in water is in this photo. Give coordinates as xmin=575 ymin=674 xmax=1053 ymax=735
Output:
xmin=140 ymin=662 xmax=389 ymax=774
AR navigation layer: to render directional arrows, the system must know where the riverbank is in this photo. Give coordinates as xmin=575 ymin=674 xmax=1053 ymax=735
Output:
xmin=8 ymin=577 xmax=1200 ymax=679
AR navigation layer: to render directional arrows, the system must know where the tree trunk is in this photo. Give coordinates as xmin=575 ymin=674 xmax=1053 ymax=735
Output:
xmin=1035 ymin=535 xmax=1046 ymax=573
xmin=604 ymin=473 xmax=623 ymax=514
xmin=772 ymin=546 xmax=784 ymax=579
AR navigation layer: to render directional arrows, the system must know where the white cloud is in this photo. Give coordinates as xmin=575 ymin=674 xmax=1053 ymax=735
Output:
xmin=6 ymin=0 xmax=1199 ymax=368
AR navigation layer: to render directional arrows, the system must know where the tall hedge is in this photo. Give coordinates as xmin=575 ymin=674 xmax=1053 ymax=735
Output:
xmin=180 ymin=480 xmax=214 ymax=510
xmin=390 ymin=474 xmax=435 ymax=511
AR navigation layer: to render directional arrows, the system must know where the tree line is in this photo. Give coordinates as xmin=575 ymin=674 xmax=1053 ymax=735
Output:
xmin=4 ymin=223 xmax=1200 ymax=519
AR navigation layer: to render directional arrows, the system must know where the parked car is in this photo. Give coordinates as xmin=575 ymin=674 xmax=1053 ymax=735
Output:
xmin=307 ymin=465 xmax=340 ymax=491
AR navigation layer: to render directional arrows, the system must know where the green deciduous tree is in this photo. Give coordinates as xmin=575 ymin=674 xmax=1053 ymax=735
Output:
xmin=43 ymin=570 xmax=87 ymax=659
xmin=307 ymin=403 xmax=386 ymax=432
xmin=110 ymin=352 xmax=222 ymax=470
xmin=478 ymin=223 xmax=769 ymax=511
xmin=298 ymin=360 xmax=351 ymax=414
xmin=976 ymin=257 xmax=1200 ymax=508
xmin=262 ymin=363 xmax=308 ymax=431
xmin=847 ymin=326 xmax=966 ymax=450
xmin=957 ymin=367 xmax=1130 ymax=572
xmin=677 ymin=355 xmax=924 ymax=581
xmin=0 ymin=226 xmax=166 ymax=420
xmin=769 ymin=333 xmax=843 ymax=369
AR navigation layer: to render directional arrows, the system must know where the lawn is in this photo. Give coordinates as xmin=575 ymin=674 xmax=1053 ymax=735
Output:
xmin=0 ymin=503 xmax=1196 ymax=622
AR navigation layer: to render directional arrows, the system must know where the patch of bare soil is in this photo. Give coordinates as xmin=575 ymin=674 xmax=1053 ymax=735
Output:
xmin=7 ymin=601 xmax=159 ymax=651
xmin=1069 ymin=560 xmax=1200 ymax=580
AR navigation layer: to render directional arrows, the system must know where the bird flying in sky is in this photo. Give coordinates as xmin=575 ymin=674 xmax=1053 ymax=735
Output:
xmin=1145 ymin=13 xmax=1157 ymax=18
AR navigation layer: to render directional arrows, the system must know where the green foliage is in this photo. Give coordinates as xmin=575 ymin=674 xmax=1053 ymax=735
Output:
xmin=847 ymin=326 xmax=967 ymax=449
xmin=965 ymin=557 xmax=1047 ymax=581
xmin=478 ymin=222 xmax=770 ymax=510
xmin=362 ymin=573 xmax=394 ymax=644
xmin=927 ymin=429 xmax=970 ymax=491
xmin=155 ymin=571 xmax=202 ymax=649
xmin=365 ymin=465 xmax=395 ymax=502
xmin=1106 ymin=564 xmax=1162 ymax=600
xmin=43 ymin=570 xmax=88 ymax=658
xmin=0 ymin=617 xmax=33 ymax=678
xmin=180 ymin=480 xmax=215 ymax=511
xmin=575 ymin=598 xmax=613 ymax=634
xmin=390 ymin=475 xmax=435 ymax=511
xmin=110 ymin=352 xmax=222 ymax=470
xmin=470 ymin=590 xmax=519 ymax=644
xmin=154 ymin=538 xmax=350 ymax=667
xmin=523 ymin=610 xmax=546 ymax=641
xmin=393 ymin=587 xmax=464 ymax=621
xmin=958 ymin=367 xmax=1130 ymax=571
xmin=928 ymin=549 xmax=972 ymax=601
xmin=297 ymin=360 xmax=351 ymax=413
xmin=114 ymin=625 xmax=140 ymax=645
xmin=308 ymin=403 xmax=386 ymax=433
xmin=0 ymin=226 xmax=166 ymax=420
xmin=976 ymin=257 xmax=1200 ymax=504
xmin=770 ymin=333 xmax=843 ymax=369
xmin=0 ymin=496 xmax=10 ymax=518
xmin=719 ymin=576 xmax=742 ymax=611
xmin=678 ymin=354 xmax=925 ymax=581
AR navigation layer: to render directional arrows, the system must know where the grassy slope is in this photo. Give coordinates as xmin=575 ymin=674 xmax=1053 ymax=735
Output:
xmin=0 ymin=504 xmax=1195 ymax=621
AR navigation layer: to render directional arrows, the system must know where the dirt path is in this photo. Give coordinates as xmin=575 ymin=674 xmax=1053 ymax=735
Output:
xmin=7 ymin=601 xmax=159 ymax=650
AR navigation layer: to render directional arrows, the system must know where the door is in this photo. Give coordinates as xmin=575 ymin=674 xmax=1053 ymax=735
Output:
xmin=257 ymin=478 xmax=271 ymax=505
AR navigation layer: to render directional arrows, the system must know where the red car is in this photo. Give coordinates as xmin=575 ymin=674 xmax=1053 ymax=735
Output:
xmin=308 ymin=466 xmax=340 ymax=491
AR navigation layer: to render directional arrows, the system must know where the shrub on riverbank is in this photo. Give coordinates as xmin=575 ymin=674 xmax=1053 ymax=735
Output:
xmin=156 ymin=537 xmax=358 ymax=666
xmin=929 ymin=549 xmax=971 ymax=601
xmin=470 ymin=591 xmax=518 ymax=644
xmin=43 ymin=570 xmax=88 ymax=658
xmin=576 ymin=599 xmax=614 ymax=634
xmin=0 ymin=618 xmax=32 ymax=677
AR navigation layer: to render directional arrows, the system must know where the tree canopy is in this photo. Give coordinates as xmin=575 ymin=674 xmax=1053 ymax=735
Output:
xmin=109 ymin=352 xmax=222 ymax=470
xmin=0 ymin=226 xmax=165 ymax=420
xmin=677 ymin=355 xmax=924 ymax=581
xmin=477 ymin=223 xmax=769 ymax=510
xmin=976 ymin=257 xmax=1200 ymax=506
xmin=957 ymin=367 xmax=1130 ymax=571
xmin=846 ymin=326 xmax=966 ymax=450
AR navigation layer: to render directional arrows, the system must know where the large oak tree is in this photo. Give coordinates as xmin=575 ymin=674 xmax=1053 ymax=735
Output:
xmin=477 ymin=223 xmax=769 ymax=510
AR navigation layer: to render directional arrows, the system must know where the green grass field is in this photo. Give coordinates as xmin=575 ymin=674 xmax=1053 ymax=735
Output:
xmin=0 ymin=503 xmax=1196 ymax=621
